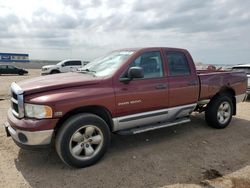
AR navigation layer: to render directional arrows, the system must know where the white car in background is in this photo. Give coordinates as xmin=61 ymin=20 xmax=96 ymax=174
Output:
xmin=41 ymin=59 xmax=88 ymax=75
xmin=232 ymin=64 xmax=250 ymax=95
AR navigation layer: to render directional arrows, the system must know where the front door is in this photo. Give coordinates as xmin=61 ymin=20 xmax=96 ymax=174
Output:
xmin=62 ymin=61 xmax=82 ymax=72
xmin=114 ymin=51 xmax=169 ymax=130
xmin=7 ymin=65 xmax=17 ymax=74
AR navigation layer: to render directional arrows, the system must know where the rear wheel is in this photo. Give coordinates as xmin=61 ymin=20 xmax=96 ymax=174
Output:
xmin=55 ymin=113 xmax=111 ymax=168
xmin=205 ymin=95 xmax=233 ymax=129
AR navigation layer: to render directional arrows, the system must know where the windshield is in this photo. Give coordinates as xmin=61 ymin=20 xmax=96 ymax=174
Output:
xmin=79 ymin=50 xmax=134 ymax=77
xmin=232 ymin=67 xmax=250 ymax=74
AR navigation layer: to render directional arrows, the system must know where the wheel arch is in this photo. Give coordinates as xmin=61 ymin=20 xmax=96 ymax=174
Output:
xmin=50 ymin=69 xmax=60 ymax=74
xmin=54 ymin=105 xmax=114 ymax=133
xmin=212 ymin=86 xmax=236 ymax=115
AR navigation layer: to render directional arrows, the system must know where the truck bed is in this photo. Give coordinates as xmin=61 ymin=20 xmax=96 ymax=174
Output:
xmin=197 ymin=70 xmax=247 ymax=101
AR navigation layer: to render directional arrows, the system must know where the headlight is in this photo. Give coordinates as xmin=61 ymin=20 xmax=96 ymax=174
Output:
xmin=24 ymin=103 xmax=53 ymax=119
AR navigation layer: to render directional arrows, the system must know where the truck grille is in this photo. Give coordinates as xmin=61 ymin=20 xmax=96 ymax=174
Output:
xmin=10 ymin=82 xmax=24 ymax=118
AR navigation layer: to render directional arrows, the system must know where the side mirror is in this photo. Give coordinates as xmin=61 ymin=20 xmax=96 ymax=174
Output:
xmin=120 ymin=67 xmax=144 ymax=82
xmin=61 ymin=64 xmax=65 ymax=67
xmin=128 ymin=67 xmax=144 ymax=79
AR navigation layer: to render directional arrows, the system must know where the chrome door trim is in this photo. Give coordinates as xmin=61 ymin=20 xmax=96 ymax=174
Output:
xmin=119 ymin=110 xmax=168 ymax=123
xmin=112 ymin=103 xmax=196 ymax=132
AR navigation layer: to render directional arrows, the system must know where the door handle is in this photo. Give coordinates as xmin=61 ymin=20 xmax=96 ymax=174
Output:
xmin=155 ymin=84 xmax=167 ymax=90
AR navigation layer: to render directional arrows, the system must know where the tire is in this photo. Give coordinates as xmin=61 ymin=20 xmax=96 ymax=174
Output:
xmin=55 ymin=113 xmax=111 ymax=168
xmin=18 ymin=71 xmax=24 ymax=75
xmin=50 ymin=70 xmax=60 ymax=74
xmin=205 ymin=94 xmax=233 ymax=129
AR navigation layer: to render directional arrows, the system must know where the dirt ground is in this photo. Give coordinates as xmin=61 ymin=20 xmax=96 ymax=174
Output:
xmin=0 ymin=70 xmax=250 ymax=188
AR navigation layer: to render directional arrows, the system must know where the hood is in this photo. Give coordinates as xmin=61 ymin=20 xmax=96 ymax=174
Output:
xmin=17 ymin=72 xmax=103 ymax=95
xmin=42 ymin=65 xmax=58 ymax=69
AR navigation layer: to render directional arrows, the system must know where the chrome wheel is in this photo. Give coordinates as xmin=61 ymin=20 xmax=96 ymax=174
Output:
xmin=217 ymin=101 xmax=231 ymax=124
xmin=69 ymin=125 xmax=104 ymax=160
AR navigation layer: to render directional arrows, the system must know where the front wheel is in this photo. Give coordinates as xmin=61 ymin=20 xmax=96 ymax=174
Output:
xmin=205 ymin=95 xmax=233 ymax=129
xmin=50 ymin=70 xmax=60 ymax=74
xmin=55 ymin=113 xmax=111 ymax=168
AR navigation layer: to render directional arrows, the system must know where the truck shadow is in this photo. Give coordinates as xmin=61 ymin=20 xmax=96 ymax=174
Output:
xmin=246 ymin=95 xmax=250 ymax=101
xmin=14 ymin=115 xmax=250 ymax=188
xmin=0 ymin=74 xmax=28 ymax=76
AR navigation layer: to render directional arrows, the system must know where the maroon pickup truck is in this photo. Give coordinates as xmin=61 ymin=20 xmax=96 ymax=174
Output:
xmin=4 ymin=47 xmax=247 ymax=168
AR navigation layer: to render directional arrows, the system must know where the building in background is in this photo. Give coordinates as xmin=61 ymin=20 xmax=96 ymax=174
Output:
xmin=0 ymin=53 xmax=29 ymax=63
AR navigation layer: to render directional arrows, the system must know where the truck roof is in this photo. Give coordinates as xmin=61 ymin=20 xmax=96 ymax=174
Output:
xmin=117 ymin=47 xmax=188 ymax=52
xmin=61 ymin=59 xmax=82 ymax=62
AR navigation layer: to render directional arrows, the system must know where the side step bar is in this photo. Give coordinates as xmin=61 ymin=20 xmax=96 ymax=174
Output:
xmin=116 ymin=117 xmax=190 ymax=135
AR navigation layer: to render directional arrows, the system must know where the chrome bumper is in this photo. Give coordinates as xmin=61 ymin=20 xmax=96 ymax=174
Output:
xmin=4 ymin=121 xmax=54 ymax=146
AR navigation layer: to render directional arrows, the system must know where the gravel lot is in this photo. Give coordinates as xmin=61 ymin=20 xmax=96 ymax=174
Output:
xmin=0 ymin=70 xmax=250 ymax=188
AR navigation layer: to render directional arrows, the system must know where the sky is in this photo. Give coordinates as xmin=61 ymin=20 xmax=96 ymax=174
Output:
xmin=0 ymin=0 xmax=249 ymax=64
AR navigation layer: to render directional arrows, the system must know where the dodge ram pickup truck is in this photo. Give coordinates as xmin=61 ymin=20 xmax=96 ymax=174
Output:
xmin=4 ymin=47 xmax=247 ymax=168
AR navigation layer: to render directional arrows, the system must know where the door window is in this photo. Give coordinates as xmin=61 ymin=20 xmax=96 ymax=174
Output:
xmin=8 ymin=65 xmax=15 ymax=69
xmin=128 ymin=51 xmax=164 ymax=79
xmin=167 ymin=53 xmax=190 ymax=76
xmin=0 ymin=65 xmax=7 ymax=69
xmin=65 ymin=61 xmax=81 ymax=66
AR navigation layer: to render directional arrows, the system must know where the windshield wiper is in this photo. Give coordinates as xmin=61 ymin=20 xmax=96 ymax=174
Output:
xmin=83 ymin=68 xmax=96 ymax=72
xmin=78 ymin=68 xmax=96 ymax=76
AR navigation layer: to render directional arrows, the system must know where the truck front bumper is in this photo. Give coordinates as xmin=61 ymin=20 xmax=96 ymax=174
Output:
xmin=4 ymin=122 xmax=54 ymax=149
xmin=4 ymin=109 xmax=58 ymax=149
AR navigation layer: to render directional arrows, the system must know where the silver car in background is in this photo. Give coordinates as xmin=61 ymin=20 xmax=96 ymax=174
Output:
xmin=232 ymin=64 xmax=250 ymax=96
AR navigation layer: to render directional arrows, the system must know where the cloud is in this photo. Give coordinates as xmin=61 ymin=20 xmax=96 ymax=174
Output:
xmin=31 ymin=8 xmax=83 ymax=29
xmin=0 ymin=14 xmax=19 ymax=32
xmin=0 ymin=0 xmax=249 ymax=64
xmin=62 ymin=0 xmax=102 ymax=10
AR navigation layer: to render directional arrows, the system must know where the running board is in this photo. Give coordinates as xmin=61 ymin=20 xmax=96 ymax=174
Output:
xmin=116 ymin=117 xmax=190 ymax=135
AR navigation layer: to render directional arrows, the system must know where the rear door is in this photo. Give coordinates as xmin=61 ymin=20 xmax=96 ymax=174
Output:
xmin=165 ymin=51 xmax=199 ymax=107
xmin=0 ymin=65 xmax=5 ymax=74
xmin=70 ymin=61 xmax=82 ymax=71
